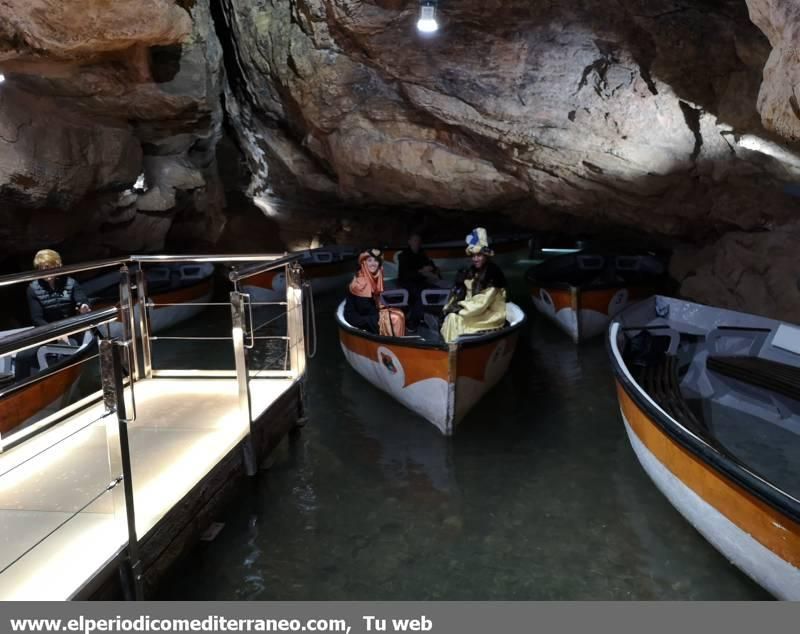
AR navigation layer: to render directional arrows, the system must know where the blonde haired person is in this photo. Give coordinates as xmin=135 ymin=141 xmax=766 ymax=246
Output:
xmin=14 ymin=250 xmax=91 ymax=379
xmin=440 ymin=228 xmax=507 ymax=344
xmin=27 ymin=249 xmax=90 ymax=327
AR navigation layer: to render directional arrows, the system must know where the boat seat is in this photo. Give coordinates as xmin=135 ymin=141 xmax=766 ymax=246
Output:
xmin=707 ymin=355 xmax=800 ymax=403
xmin=380 ymin=289 xmax=409 ymax=308
xmin=421 ymin=289 xmax=450 ymax=307
xmin=36 ymin=331 xmax=93 ymax=370
xmin=178 ymin=265 xmax=209 ymax=281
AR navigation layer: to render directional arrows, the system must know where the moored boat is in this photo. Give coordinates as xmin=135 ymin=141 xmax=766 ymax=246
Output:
xmin=82 ymin=263 xmax=215 ymax=337
xmin=609 ymin=295 xmax=800 ymax=599
xmin=0 ymin=329 xmax=96 ymax=439
xmin=527 ymin=252 xmax=666 ymax=343
xmin=241 ymin=247 xmax=357 ymax=303
xmin=383 ymin=235 xmax=530 ymax=280
xmin=336 ymin=300 xmax=526 ymax=435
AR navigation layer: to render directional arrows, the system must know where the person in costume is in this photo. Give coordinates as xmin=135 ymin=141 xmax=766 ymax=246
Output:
xmin=344 ymin=248 xmax=406 ymax=337
xmin=440 ymin=228 xmax=507 ymax=344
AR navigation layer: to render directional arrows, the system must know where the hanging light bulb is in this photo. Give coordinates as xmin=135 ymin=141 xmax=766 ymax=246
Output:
xmin=0 ymin=74 xmax=5 ymax=84
xmin=417 ymin=1 xmax=439 ymax=33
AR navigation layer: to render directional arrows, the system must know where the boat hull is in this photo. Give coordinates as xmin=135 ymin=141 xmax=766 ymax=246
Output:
xmin=242 ymin=257 xmax=355 ymax=304
xmin=530 ymin=285 xmax=649 ymax=343
xmin=615 ymin=380 xmax=800 ymax=599
xmin=98 ymin=278 xmax=213 ymax=339
xmin=337 ymin=302 xmax=523 ymax=435
xmin=608 ymin=298 xmax=800 ymax=599
xmin=383 ymin=238 xmax=529 ymax=279
xmin=0 ymin=363 xmax=84 ymax=436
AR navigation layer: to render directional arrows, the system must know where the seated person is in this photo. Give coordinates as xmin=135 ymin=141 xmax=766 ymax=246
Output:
xmin=397 ymin=232 xmax=441 ymax=332
xmin=344 ymin=248 xmax=405 ymax=337
xmin=440 ymin=228 xmax=507 ymax=344
xmin=15 ymin=249 xmax=91 ymax=379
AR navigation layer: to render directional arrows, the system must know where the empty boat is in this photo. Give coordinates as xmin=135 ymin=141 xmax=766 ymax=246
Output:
xmin=527 ymin=251 xmax=666 ymax=343
xmin=609 ymin=295 xmax=800 ymax=599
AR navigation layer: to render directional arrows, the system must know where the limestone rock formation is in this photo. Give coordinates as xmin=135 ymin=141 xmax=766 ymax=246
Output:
xmin=0 ymin=0 xmax=799 ymax=325
xmin=219 ymin=0 xmax=797 ymax=239
xmin=745 ymin=0 xmax=800 ymax=141
xmin=0 ymin=0 xmax=225 ymax=258
xmin=671 ymin=224 xmax=800 ymax=324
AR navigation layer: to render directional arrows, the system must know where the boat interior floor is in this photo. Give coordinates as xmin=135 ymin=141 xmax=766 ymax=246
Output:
xmin=409 ymin=316 xmax=443 ymax=344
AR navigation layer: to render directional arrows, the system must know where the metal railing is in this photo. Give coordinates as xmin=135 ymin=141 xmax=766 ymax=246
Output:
xmin=0 ymin=251 xmax=314 ymax=600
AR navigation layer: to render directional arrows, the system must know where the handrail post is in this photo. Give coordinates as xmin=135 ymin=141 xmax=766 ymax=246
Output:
xmin=230 ymin=291 xmax=256 ymax=476
xmin=100 ymin=339 xmax=143 ymax=600
xmin=285 ymin=262 xmax=306 ymax=380
xmin=119 ymin=265 xmax=140 ymax=380
xmin=135 ymin=264 xmax=153 ymax=379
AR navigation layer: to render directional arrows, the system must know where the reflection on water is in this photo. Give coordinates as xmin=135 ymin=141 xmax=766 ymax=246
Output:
xmin=157 ymin=272 xmax=770 ymax=600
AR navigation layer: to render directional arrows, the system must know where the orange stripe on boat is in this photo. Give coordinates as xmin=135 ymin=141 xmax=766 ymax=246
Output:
xmin=617 ymin=381 xmax=800 ymax=568
xmin=457 ymin=333 xmax=518 ymax=382
xmin=94 ymin=280 xmax=212 ymax=315
xmin=152 ymin=279 xmax=212 ymax=309
xmin=580 ymin=285 xmax=654 ymax=313
xmin=303 ymin=259 xmax=354 ymax=279
xmin=248 ymin=270 xmax=278 ymax=291
xmin=339 ymin=329 xmax=449 ymax=387
xmin=579 ymin=288 xmax=618 ymax=314
xmin=530 ymin=286 xmax=573 ymax=311
xmin=0 ymin=364 xmax=83 ymax=434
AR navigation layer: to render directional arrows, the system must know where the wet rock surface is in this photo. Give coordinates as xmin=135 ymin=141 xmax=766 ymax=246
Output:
xmin=0 ymin=0 xmax=798 ymax=320
xmin=0 ymin=0 xmax=224 ymax=258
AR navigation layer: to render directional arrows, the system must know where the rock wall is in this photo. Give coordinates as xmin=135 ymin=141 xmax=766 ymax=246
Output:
xmin=0 ymin=0 xmax=225 ymax=261
xmin=678 ymin=0 xmax=800 ymax=321
xmin=0 ymin=0 xmax=799 ymax=322
xmin=219 ymin=0 xmax=798 ymax=240
xmin=745 ymin=0 xmax=800 ymax=142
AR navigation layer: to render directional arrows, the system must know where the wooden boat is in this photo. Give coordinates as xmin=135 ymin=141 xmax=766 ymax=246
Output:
xmin=336 ymin=297 xmax=526 ymax=435
xmin=382 ymin=235 xmax=530 ymax=280
xmin=526 ymin=252 xmax=666 ymax=343
xmin=241 ymin=247 xmax=358 ymax=303
xmin=609 ymin=295 xmax=800 ymax=598
xmin=0 ymin=329 xmax=96 ymax=439
xmin=82 ymin=263 xmax=215 ymax=337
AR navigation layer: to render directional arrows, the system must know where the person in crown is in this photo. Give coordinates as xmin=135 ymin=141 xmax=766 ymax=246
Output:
xmin=344 ymin=248 xmax=406 ymax=337
xmin=440 ymin=228 xmax=507 ymax=344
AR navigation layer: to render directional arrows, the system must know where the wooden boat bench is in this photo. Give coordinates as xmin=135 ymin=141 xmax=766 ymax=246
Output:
xmin=707 ymin=355 xmax=800 ymax=403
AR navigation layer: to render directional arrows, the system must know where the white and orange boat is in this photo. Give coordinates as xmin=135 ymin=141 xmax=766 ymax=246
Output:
xmin=382 ymin=235 xmax=530 ymax=280
xmin=526 ymin=252 xmax=666 ymax=343
xmin=241 ymin=248 xmax=357 ymax=303
xmin=609 ymin=296 xmax=800 ymax=598
xmin=336 ymin=298 xmax=526 ymax=435
xmin=83 ymin=263 xmax=215 ymax=337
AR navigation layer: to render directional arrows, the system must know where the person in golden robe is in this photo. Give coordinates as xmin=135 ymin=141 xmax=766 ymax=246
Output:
xmin=440 ymin=228 xmax=507 ymax=343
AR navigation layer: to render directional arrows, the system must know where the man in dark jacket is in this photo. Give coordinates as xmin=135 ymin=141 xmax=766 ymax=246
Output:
xmin=397 ymin=233 xmax=441 ymax=331
xmin=15 ymin=249 xmax=91 ymax=379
